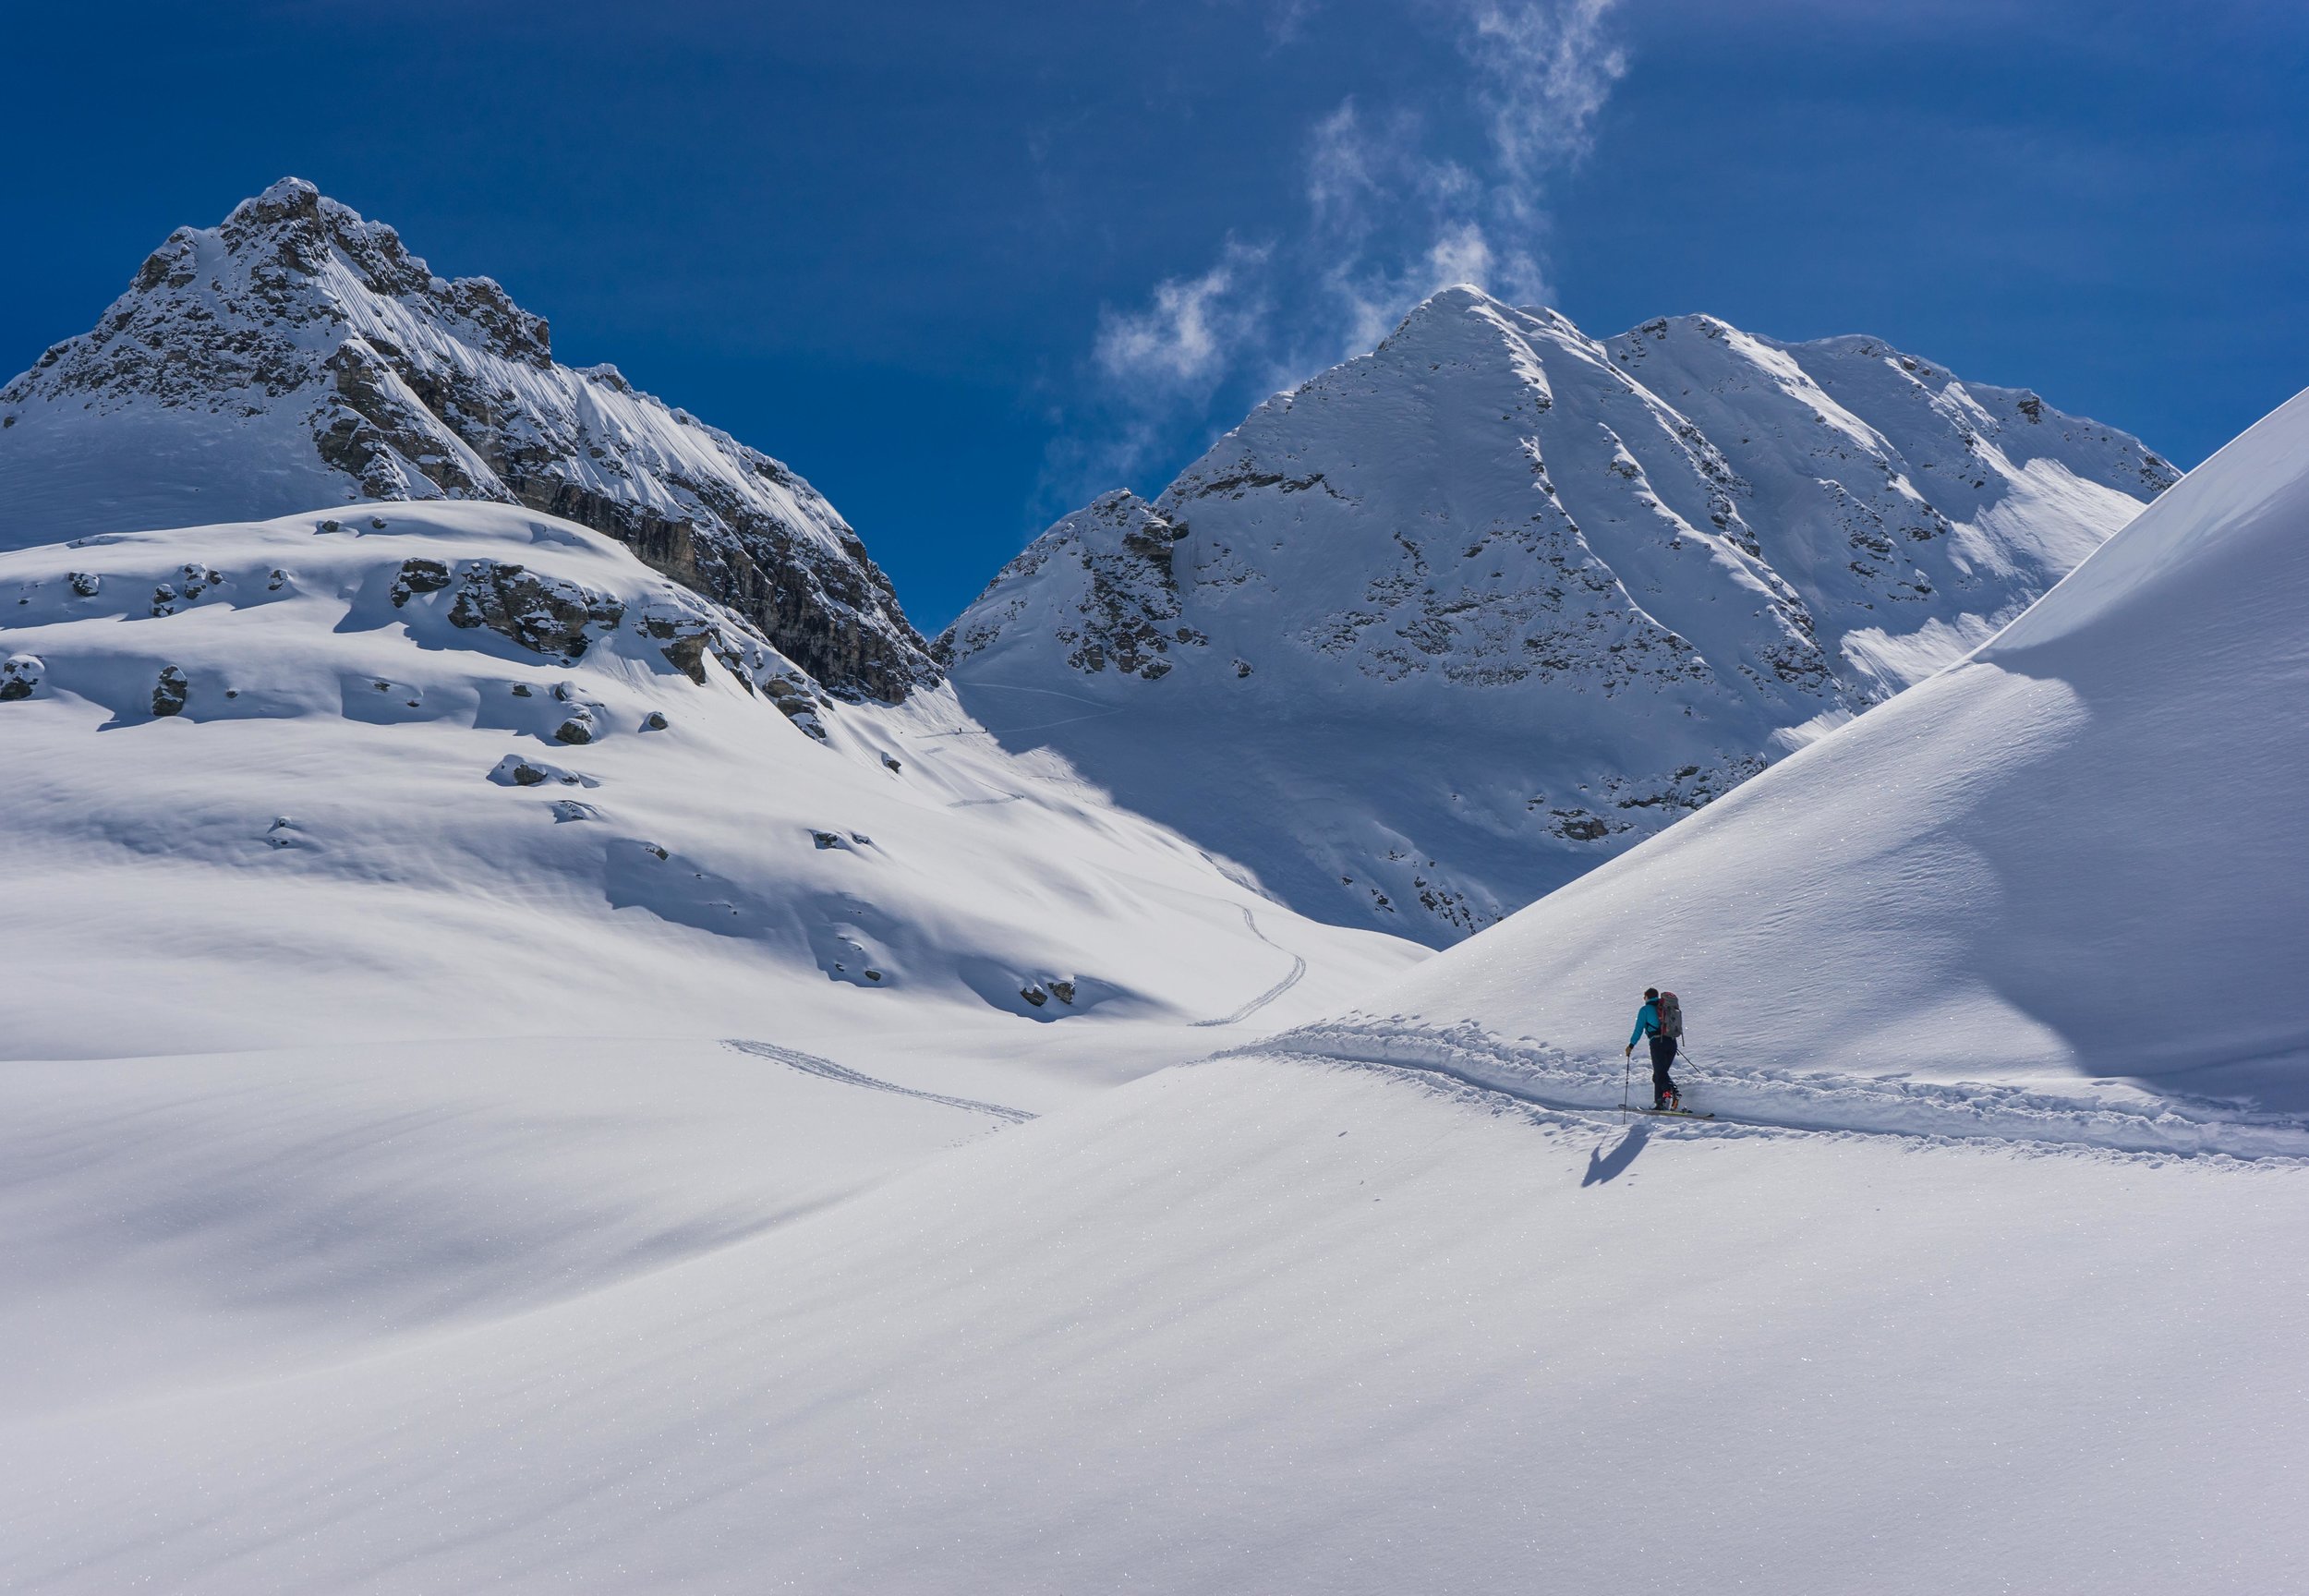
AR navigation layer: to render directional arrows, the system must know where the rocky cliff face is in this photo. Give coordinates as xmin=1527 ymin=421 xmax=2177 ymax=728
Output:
xmin=942 ymin=286 xmax=2177 ymax=945
xmin=0 ymin=179 xmax=935 ymax=701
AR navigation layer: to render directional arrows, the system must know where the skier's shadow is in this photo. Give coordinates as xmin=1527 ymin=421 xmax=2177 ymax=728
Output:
xmin=1580 ymin=1121 xmax=1649 ymax=1187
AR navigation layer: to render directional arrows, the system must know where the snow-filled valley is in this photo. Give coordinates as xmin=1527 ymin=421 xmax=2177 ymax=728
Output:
xmin=3 ymin=180 xmax=2305 ymax=1595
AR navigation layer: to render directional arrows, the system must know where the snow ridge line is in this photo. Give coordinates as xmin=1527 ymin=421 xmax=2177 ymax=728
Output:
xmin=721 ymin=1040 xmax=1036 ymax=1124
xmin=1230 ymin=1021 xmax=2309 ymax=1161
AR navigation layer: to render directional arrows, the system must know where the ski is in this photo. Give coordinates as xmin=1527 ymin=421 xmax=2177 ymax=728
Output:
xmin=1626 ymin=1106 xmax=1714 ymax=1119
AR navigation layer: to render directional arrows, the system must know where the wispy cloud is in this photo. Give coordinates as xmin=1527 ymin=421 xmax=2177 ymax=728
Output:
xmin=1053 ymin=0 xmax=1627 ymax=514
xmin=1300 ymin=95 xmax=1503 ymax=364
xmin=1461 ymin=0 xmax=1626 ymax=294
xmin=1305 ymin=0 xmax=1626 ymax=338
xmin=1094 ymin=240 xmax=1271 ymax=392
xmin=1262 ymin=0 xmax=1324 ymax=45
xmin=1468 ymin=0 xmax=1627 ymax=187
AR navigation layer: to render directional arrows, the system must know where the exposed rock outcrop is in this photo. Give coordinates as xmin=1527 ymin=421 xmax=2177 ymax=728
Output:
xmin=439 ymin=560 xmax=623 ymax=659
xmin=942 ymin=491 xmax=1195 ymax=682
xmin=0 ymin=179 xmax=937 ymax=703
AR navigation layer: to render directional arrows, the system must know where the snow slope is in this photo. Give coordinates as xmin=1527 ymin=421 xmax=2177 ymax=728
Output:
xmin=2 ymin=202 xmax=2288 ymax=1596
xmin=1295 ymin=382 xmax=2309 ymax=1123
xmin=0 ymin=502 xmax=1418 ymax=1061
xmin=944 ymin=287 xmax=2174 ymax=944
xmin=3 ymin=421 xmax=2296 ymax=1594
xmin=0 ymin=179 xmax=932 ymax=699
xmin=0 ymin=1035 xmax=1024 ymax=1421
xmin=6 ymin=1050 xmax=2303 ymax=1592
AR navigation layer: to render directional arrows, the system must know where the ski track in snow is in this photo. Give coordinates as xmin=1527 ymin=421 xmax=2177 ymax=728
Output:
xmin=1191 ymin=907 xmax=1309 ymax=1029
xmin=972 ymin=707 xmax=1132 ymax=735
xmin=938 ymin=680 xmax=1132 ymax=738
xmin=722 ymin=1040 xmax=1036 ymax=1124
xmin=1240 ymin=1022 xmax=2309 ymax=1162
xmin=947 ymin=792 xmax=1027 ymax=808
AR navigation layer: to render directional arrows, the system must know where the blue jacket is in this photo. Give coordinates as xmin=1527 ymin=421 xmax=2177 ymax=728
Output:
xmin=1629 ymin=1000 xmax=1662 ymax=1047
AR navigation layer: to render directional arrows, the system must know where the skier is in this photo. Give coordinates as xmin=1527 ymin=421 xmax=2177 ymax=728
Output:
xmin=1625 ymin=986 xmax=1681 ymax=1110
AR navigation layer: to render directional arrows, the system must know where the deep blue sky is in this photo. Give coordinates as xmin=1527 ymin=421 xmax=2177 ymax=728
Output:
xmin=6 ymin=0 xmax=2303 ymax=628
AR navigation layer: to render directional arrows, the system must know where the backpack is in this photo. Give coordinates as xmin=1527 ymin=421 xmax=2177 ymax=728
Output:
xmin=1657 ymin=991 xmax=1684 ymax=1039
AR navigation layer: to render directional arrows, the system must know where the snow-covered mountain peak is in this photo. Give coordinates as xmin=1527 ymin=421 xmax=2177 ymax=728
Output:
xmin=944 ymin=290 xmax=2176 ymax=946
xmin=214 ymin=176 xmax=553 ymax=368
xmin=1380 ymin=282 xmax=1578 ymax=345
xmin=1 ymin=180 xmax=934 ymax=702
xmin=1349 ymin=284 xmax=1613 ymax=413
xmin=1373 ymin=281 xmax=1525 ymax=345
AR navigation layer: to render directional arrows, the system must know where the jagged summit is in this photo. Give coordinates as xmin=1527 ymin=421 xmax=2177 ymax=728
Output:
xmin=943 ymin=285 xmax=2177 ymax=945
xmin=1378 ymin=281 xmax=1507 ymax=334
xmin=0 ymin=178 xmax=935 ymax=701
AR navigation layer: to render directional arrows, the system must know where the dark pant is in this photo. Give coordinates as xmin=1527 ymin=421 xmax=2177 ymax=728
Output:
xmin=1649 ymin=1034 xmax=1679 ymax=1106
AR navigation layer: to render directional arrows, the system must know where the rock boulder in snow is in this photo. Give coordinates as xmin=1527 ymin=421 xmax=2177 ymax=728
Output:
xmin=151 ymin=664 xmax=188 ymax=717
xmin=0 ymin=653 xmax=42 ymax=701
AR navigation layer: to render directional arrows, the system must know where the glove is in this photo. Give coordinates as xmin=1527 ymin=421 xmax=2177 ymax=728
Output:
xmin=1624 ymin=1045 xmax=1632 ymax=1058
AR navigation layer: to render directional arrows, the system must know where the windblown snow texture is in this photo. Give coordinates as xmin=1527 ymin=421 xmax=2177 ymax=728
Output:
xmin=944 ymin=286 xmax=2175 ymax=945
xmin=1324 ymin=381 xmax=2309 ymax=1118
xmin=0 ymin=179 xmax=934 ymax=701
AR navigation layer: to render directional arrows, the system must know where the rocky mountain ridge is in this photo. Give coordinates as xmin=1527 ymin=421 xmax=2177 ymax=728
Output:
xmin=942 ymin=286 xmax=2177 ymax=945
xmin=0 ymin=179 xmax=934 ymax=701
